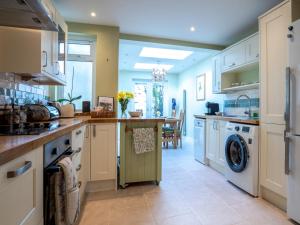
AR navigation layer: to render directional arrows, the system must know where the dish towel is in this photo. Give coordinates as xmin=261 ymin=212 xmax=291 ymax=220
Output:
xmin=133 ymin=128 xmax=155 ymax=154
xmin=55 ymin=157 xmax=80 ymax=225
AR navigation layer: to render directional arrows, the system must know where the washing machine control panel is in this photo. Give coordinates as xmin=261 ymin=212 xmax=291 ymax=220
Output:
xmin=235 ymin=126 xmax=240 ymax=131
xmin=242 ymin=126 xmax=250 ymax=133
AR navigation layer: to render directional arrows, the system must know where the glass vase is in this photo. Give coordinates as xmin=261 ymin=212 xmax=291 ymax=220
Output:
xmin=121 ymin=110 xmax=127 ymax=118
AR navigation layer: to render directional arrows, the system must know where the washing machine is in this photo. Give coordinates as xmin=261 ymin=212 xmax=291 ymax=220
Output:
xmin=224 ymin=122 xmax=259 ymax=196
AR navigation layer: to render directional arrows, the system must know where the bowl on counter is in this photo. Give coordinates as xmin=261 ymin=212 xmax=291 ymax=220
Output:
xmin=128 ymin=111 xmax=142 ymax=118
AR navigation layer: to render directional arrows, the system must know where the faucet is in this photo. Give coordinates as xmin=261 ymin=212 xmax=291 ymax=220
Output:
xmin=235 ymin=94 xmax=251 ymax=117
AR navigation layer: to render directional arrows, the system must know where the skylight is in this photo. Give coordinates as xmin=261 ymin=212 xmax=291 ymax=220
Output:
xmin=134 ymin=63 xmax=174 ymax=71
xmin=139 ymin=47 xmax=193 ymax=60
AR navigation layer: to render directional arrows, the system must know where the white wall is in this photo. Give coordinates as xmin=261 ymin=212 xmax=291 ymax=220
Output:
xmin=118 ymin=70 xmax=179 ymax=117
xmin=177 ymin=57 xmax=224 ymax=138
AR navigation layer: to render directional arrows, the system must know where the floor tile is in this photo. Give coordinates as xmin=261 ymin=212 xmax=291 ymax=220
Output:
xmin=78 ymin=138 xmax=292 ymax=225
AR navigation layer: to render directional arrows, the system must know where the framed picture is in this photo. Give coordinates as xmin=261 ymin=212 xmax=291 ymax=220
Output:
xmin=97 ymin=96 xmax=114 ymax=112
xmin=196 ymin=74 xmax=206 ymax=101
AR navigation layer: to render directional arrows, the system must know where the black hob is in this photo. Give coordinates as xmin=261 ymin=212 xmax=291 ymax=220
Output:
xmin=0 ymin=121 xmax=61 ymax=135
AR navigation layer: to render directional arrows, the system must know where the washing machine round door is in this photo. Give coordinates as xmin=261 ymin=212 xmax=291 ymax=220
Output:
xmin=225 ymin=134 xmax=248 ymax=173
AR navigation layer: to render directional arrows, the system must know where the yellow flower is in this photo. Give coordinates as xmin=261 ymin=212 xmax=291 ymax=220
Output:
xmin=117 ymin=91 xmax=134 ymax=102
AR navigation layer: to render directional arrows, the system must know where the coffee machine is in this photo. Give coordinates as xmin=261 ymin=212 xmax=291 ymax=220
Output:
xmin=205 ymin=102 xmax=219 ymax=115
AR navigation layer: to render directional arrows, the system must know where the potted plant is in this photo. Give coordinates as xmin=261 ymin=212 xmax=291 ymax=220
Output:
xmin=117 ymin=91 xmax=134 ymax=118
xmin=57 ymin=67 xmax=82 ymax=117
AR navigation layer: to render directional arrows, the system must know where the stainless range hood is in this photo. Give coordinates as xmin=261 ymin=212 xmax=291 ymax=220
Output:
xmin=0 ymin=0 xmax=58 ymax=31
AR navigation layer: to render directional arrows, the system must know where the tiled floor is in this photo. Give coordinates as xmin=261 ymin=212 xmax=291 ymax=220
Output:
xmin=79 ymin=138 xmax=294 ymax=225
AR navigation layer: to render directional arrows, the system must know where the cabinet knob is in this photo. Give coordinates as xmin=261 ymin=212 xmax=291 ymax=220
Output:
xmin=51 ymin=147 xmax=58 ymax=155
xmin=287 ymin=34 xmax=293 ymax=39
xmin=288 ymin=26 xmax=293 ymax=31
xmin=76 ymin=164 xmax=82 ymax=172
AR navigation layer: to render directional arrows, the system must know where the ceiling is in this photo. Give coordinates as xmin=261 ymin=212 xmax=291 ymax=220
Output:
xmin=119 ymin=40 xmax=219 ymax=74
xmin=53 ymin=0 xmax=282 ymax=46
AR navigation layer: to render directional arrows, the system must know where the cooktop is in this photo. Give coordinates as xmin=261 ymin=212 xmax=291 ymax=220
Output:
xmin=0 ymin=121 xmax=61 ymax=135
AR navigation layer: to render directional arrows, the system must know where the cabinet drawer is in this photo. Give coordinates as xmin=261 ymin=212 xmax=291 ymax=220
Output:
xmin=0 ymin=148 xmax=43 ymax=225
xmin=72 ymin=126 xmax=85 ymax=149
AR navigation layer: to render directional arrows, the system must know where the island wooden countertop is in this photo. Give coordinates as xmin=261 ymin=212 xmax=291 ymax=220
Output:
xmin=0 ymin=116 xmax=166 ymax=166
xmin=194 ymin=114 xmax=259 ymax=125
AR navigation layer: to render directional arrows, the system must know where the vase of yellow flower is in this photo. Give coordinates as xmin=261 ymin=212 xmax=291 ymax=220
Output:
xmin=117 ymin=91 xmax=134 ymax=118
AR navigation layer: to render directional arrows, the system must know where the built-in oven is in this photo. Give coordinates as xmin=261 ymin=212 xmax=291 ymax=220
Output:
xmin=43 ymin=133 xmax=77 ymax=225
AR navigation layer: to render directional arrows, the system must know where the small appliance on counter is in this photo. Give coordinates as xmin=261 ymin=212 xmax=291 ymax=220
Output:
xmin=82 ymin=101 xmax=91 ymax=113
xmin=0 ymin=104 xmax=61 ymax=135
xmin=205 ymin=102 xmax=219 ymax=115
xmin=24 ymin=104 xmax=60 ymax=122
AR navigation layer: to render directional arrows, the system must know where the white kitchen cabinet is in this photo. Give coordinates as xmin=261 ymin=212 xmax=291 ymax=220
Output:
xmin=212 ymin=54 xmax=222 ymax=94
xmin=222 ymin=43 xmax=246 ymax=72
xmin=245 ymin=33 xmax=259 ymax=63
xmin=91 ymin=123 xmax=117 ymax=181
xmin=218 ymin=120 xmax=227 ymax=166
xmin=72 ymin=125 xmax=89 ymax=200
xmin=206 ymin=119 xmax=219 ymax=161
xmin=80 ymin=125 xmax=91 ymax=198
xmin=259 ymin=1 xmax=291 ymax=125
xmin=206 ymin=119 xmax=226 ymax=168
xmin=0 ymin=147 xmax=43 ymax=225
xmin=260 ymin=123 xmax=287 ymax=197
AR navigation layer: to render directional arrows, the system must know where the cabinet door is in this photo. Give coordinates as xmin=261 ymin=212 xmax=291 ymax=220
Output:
xmin=245 ymin=34 xmax=259 ymax=63
xmin=91 ymin=123 xmax=116 ymax=181
xmin=206 ymin=120 xmax=219 ymax=161
xmin=260 ymin=123 xmax=287 ymax=197
xmin=41 ymin=30 xmax=53 ymax=75
xmin=81 ymin=125 xmax=91 ymax=199
xmin=218 ymin=120 xmax=227 ymax=166
xmin=259 ymin=1 xmax=291 ymax=125
xmin=222 ymin=43 xmax=246 ymax=71
xmin=212 ymin=55 xmax=222 ymax=93
xmin=0 ymin=147 xmax=43 ymax=225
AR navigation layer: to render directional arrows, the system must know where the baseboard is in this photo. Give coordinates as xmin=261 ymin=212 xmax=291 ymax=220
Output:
xmin=208 ymin=159 xmax=225 ymax=175
xmin=260 ymin=185 xmax=287 ymax=211
xmin=86 ymin=179 xmax=117 ymax=192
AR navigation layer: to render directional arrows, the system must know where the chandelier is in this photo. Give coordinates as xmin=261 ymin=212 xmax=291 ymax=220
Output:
xmin=152 ymin=67 xmax=167 ymax=82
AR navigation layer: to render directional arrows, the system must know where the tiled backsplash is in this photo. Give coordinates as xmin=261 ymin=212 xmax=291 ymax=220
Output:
xmin=224 ymin=98 xmax=259 ymax=108
xmin=223 ymin=89 xmax=260 ymax=116
xmin=0 ymin=73 xmax=49 ymax=105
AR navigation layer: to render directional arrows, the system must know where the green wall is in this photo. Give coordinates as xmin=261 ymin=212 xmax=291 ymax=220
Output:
xmin=67 ymin=22 xmax=120 ymax=110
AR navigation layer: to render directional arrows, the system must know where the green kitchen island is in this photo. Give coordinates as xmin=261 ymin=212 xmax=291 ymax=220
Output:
xmin=119 ymin=118 xmax=165 ymax=188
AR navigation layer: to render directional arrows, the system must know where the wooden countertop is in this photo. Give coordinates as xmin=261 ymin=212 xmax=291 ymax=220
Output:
xmin=194 ymin=114 xmax=259 ymax=125
xmin=0 ymin=116 xmax=165 ymax=166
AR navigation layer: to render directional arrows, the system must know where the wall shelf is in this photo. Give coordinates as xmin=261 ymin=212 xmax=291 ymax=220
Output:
xmin=222 ymin=83 xmax=259 ymax=93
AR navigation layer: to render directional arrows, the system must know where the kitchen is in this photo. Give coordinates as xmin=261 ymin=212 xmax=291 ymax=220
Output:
xmin=0 ymin=0 xmax=300 ymax=225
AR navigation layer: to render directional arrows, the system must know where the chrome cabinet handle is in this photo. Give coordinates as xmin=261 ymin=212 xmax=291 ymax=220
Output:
xmin=284 ymin=131 xmax=290 ymax=175
xmin=76 ymin=130 xmax=82 ymax=135
xmin=284 ymin=67 xmax=292 ymax=175
xmin=56 ymin=62 xmax=60 ymax=75
xmin=93 ymin=125 xmax=96 ymax=137
xmin=229 ymin=62 xmax=236 ymax=67
xmin=85 ymin=126 xmax=89 ymax=138
xmin=7 ymin=161 xmax=32 ymax=178
xmin=42 ymin=51 xmax=48 ymax=67
xmin=75 ymin=147 xmax=82 ymax=154
xmin=285 ymin=67 xmax=291 ymax=126
xmin=76 ymin=164 xmax=82 ymax=172
xmin=78 ymin=181 xmax=82 ymax=188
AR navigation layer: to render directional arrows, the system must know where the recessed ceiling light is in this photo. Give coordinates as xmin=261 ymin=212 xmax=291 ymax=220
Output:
xmin=90 ymin=12 xmax=96 ymax=17
xmin=190 ymin=26 xmax=196 ymax=32
xmin=134 ymin=63 xmax=173 ymax=71
xmin=139 ymin=47 xmax=193 ymax=60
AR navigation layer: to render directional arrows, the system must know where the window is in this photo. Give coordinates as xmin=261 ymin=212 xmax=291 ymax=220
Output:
xmin=133 ymin=81 xmax=165 ymax=118
xmin=62 ymin=37 xmax=95 ymax=110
